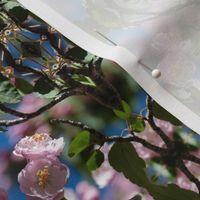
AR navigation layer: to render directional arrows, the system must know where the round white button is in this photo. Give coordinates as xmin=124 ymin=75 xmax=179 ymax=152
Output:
xmin=151 ymin=69 xmax=161 ymax=78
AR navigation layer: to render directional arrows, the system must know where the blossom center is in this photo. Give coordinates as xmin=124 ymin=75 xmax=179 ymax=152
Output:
xmin=37 ymin=165 xmax=50 ymax=188
xmin=32 ymin=133 xmax=47 ymax=142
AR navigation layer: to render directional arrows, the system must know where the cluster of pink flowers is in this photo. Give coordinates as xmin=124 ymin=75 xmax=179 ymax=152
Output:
xmin=13 ymin=132 xmax=69 ymax=200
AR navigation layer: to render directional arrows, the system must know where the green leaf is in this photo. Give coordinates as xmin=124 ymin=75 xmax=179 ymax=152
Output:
xmin=66 ymin=47 xmax=87 ymax=61
xmin=3 ymin=1 xmax=19 ymax=10
xmin=150 ymin=184 xmax=199 ymax=200
xmin=68 ymin=131 xmax=94 ymax=157
xmin=34 ymin=78 xmax=54 ymax=95
xmin=108 ymin=142 xmax=150 ymax=187
xmin=35 ymin=89 xmax=59 ymax=99
xmin=113 ymin=100 xmax=131 ymax=120
xmin=86 ymin=150 xmax=104 ymax=171
xmin=10 ymin=7 xmax=28 ymax=22
xmin=15 ymin=78 xmax=33 ymax=95
xmin=72 ymin=74 xmax=96 ymax=87
xmin=0 ymin=75 xmax=22 ymax=103
xmin=0 ymin=127 xmax=6 ymax=133
xmin=129 ymin=195 xmax=142 ymax=200
xmin=129 ymin=116 xmax=145 ymax=133
xmin=21 ymin=42 xmax=41 ymax=57
xmin=15 ymin=38 xmax=22 ymax=43
xmin=4 ymin=2 xmax=28 ymax=23
xmin=152 ymin=101 xmax=182 ymax=126
xmin=108 ymin=142 xmax=199 ymax=200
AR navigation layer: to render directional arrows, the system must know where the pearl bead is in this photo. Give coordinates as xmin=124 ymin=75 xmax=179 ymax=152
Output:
xmin=151 ymin=69 xmax=161 ymax=78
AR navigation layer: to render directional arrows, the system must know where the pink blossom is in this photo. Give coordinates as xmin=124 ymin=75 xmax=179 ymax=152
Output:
xmin=76 ymin=181 xmax=100 ymax=200
xmin=13 ymin=133 xmax=65 ymax=160
xmin=18 ymin=156 xmax=69 ymax=199
xmin=0 ymin=188 xmax=8 ymax=200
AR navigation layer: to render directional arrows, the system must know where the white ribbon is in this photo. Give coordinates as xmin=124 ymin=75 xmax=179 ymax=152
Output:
xmin=17 ymin=0 xmax=200 ymax=134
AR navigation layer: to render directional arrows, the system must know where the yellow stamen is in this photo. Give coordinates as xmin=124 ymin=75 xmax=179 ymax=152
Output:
xmin=32 ymin=133 xmax=46 ymax=142
xmin=37 ymin=165 xmax=50 ymax=188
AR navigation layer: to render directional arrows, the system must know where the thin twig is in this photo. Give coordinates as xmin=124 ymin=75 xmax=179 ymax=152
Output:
xmin=146 ymin=95 xmax=172 ymax=148
xmin=0 ymin=104 xmax=27 ymax=118
xmin=50 ymin=118 xmax=167 ymax=155
xmin=177 ymin=159 xmax=200 ymax=195
xmin=106 ymin=135 xmax=167 ymax=154
xmin=50 ymin=118 xmax=97 ymax=133
xmin=1 ymin=10 xmax=200 ymax=196
xmin=0 ymin=89 xmax=83 ymax=127
xmin=182 ymin=154 xmax=200 ymax=165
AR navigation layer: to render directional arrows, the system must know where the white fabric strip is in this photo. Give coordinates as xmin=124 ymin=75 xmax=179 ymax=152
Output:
xmin=17 ymin=0 xmax=200 ymax=134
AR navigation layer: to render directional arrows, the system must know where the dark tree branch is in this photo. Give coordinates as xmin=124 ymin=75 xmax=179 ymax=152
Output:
xmin=50 ymin=118 xmax=167 ymax=155
xmin=0 ymin=104 xmax=27 ymax=118
xmin=50 ymin=118 xmax=98 ymax=133
xmin=146 ymin=95 xmax=200 ymax=192
xmin=58 ymin=65 xmax=90 ymax=77
xmin=53 ymin=117 xmax=200 ymax=193
xmin=1 ymin=9 xmax=200 ymax=197
xmin=50 ymin=118 xmax=106 ymax=143
xmin=106 ymin=135 xmax=167 ymax=154
xmin=146 ymin=95 xmax=172 ymax=148
xmin=182 ymin=154 xmax=200 ymax=165
xmin=177 ymin=160 xmax=200 ymax=195
xmin=0 ymin=89 xmax=83 ymax=127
